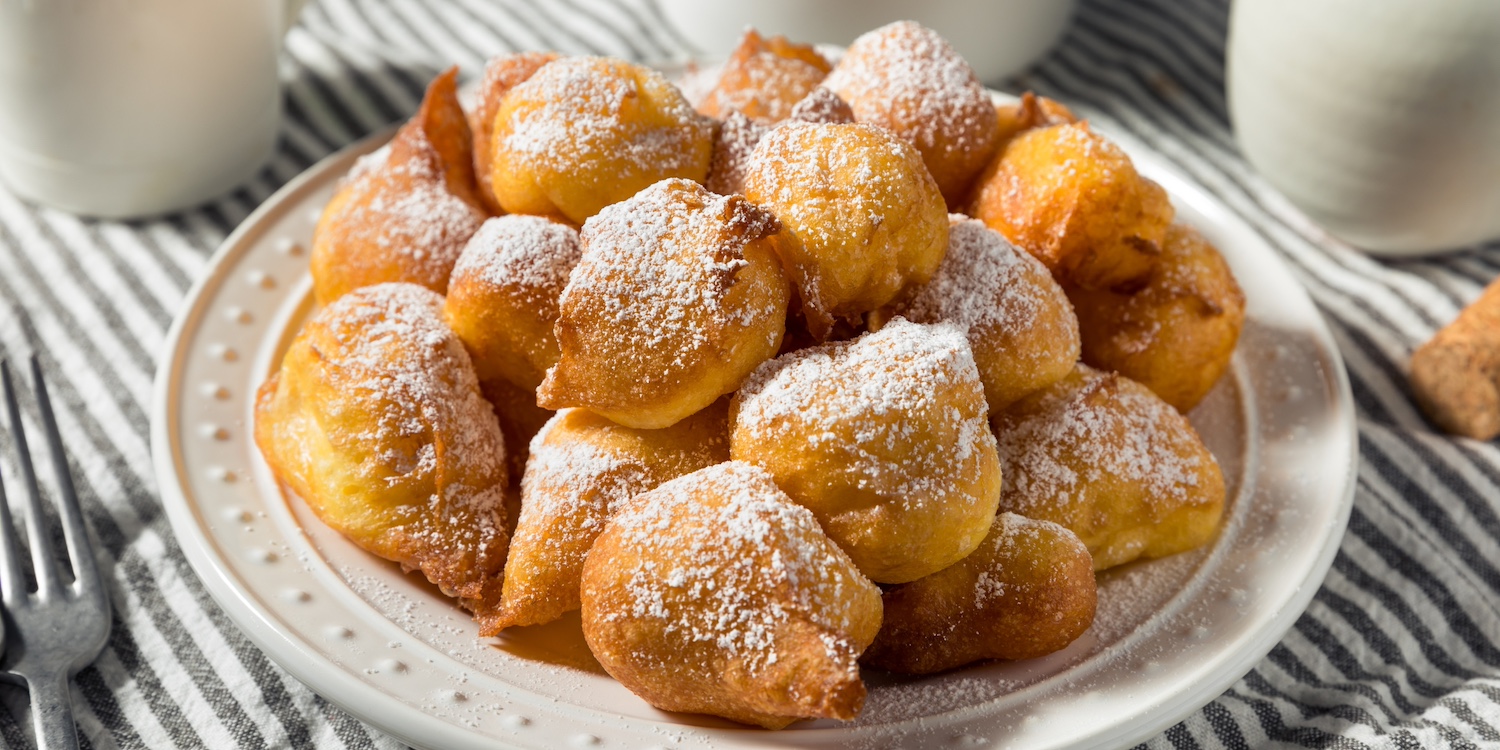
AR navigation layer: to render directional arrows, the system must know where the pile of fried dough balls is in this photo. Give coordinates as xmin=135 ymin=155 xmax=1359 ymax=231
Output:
xmin=255 ymin=20 xmax=1245 ymax=730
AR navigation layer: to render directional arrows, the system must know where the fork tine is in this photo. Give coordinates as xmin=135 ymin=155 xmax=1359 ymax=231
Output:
xmin=0 ymin=362 xmax=25 ymax=601
xmin=1 ymin=358 xmax=62 ymax=598
xmin=29 ymin=355 xmax=106 ymax=600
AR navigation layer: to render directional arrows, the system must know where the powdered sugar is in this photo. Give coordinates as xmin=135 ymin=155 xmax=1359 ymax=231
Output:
xmin=705 ymin=109 xmax=769 ymax=196
xmin=735 ymin=318 xmax=991 ymax=503
xmin=313 ymin=283 xmax=508 ymax=564
xmin=705 ymin=89 xmax=856 ymax=197
xmin=560 ymin=178 xmax=781 ymax=374
xmin=742 ymin=122 xmax=903 ymax=249
xmin=901 ymin=217 xmax=1052 ymax=334
xmin=328 ymin=284 xmax=503 ymax=485
xmin=500 ymin=57 xmax=711 ymax=181
xmin=699 ymin=30 xmax=831 ymax=122
xmin=787 ymin=86 xmax=856 ymax=125
xmin=328 ymin=125 xmax=484 ymax=282
xmin=896 ymin=216 xmax=1078 ymax=377
xmin=522 ymin=414 xmax=642 ymax=523
xmin=451 ymin=215 xmax=581 ymax=302
xmin=824 ymin=21 xmax=997 ymax=182
xmin=995 ymin=367 xmax=1213 ymax=521
xmin=603 ymin=461 xmax=871 ymax=674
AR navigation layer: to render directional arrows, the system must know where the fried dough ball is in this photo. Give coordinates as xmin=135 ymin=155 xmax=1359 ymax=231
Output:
xmin=1068 ymin=223 xmax=1245 ymax=412
xmin=743 ymin=122 xmax=947 ymax=339
xmin=824 ymin=21 xmax=1002 ymax=206
xmin=697 ymin=29 xmax=832 ymax=123
xmin=443 ymin=215 xmax=582 ymax=391
xmin=705 ymin=109 xmax=769 ymax=197
xmin=871 ymin=216 xmax=1079 ymax=413
xmin=863 ymin=513 xmax=1096 ymax=674
xmin=467 ymin=51 xmax=560 ymax=214
xmin=538 ymin=179 xmax=790 ymax=429
xmin=489 ymin=56 xmax=714 ymax=224
xmin=705 ymin=89 xmax=856 ymax=197
xmin=253 ymin=283 xmax=510 ymax=627
xmin=994 ymin=91 xmax=1077 ymax=148
xmin=787 ymin=86 xmax=857 ymax=125
xmin=731 ymin=318 xmax=1002 ymax=583
xmin=992 ymin=364 xmax=1225 ymax=570
xmin=1068 ymin=224 xmax=1246 ymax=413
xmin=312 ymin=68 xmax=487 ymax=305
xmin=495 ymin=403 xmax=730 ymax=632
xmin=479 ymin=377 xmax=553 ymax=484
xmin=968 ymin=121 xmax=1173 ymax=293
xmin=581 ymin=461 xmax=882 ymax=729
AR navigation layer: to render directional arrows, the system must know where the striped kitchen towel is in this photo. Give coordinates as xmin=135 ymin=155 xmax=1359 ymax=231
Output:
xmin=0 ymin=0 xmax=1496 ymax=747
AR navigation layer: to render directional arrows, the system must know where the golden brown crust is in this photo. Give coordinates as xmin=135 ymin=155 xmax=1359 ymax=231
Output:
xmin=743 ymin=122 xmax=948 ymax=339
xmin=967 ymin=121 xmax=1173 ymax=293
xmin=874 ymin=215 xmax=1080 ymax=412
xmin=580 ymin=461 xmax=882 ymax=728
xmin=443 ymin=215 xmax=582 ymax=391
xmin=311 ymin=67 xmax=487 ymax=305
xmin=992 ymin=364 xmax=1225 ymax=570
xmin=493 ymin=403 xmax=730 ymax=632
xmin=825 ymin=21 xmax=1001 ymax=207
xmin=538 ymin=179 xmax=790 ymax=429
xmin=730 ymin=318 xmax=1002 ymax=583
xmin=488 ymin=56 xmax=714 ymax=224
xmin=787 ymin=86 xmax=857 ymax=125
xmin=993 ymin=92 xmax=1078 ymax=152
xmin=1068 ymin=223 xmax=1247 ymax=413
xmin=468 ymin=52 xmax=561 ymax=215
xmin=705 ymin=108 xmax=770 ymax=197
xmin=253 ymin=283 xmax=510 ymax=626
xmin=478 ymin=376 xmax=553 ymax=486
xmin=704 ymin=88 xmax=857 ymax=198
xmin=863 ymin=512 xmax=1096 ymax=674
xmin=697 ymin=29 xmax=832 ymax=123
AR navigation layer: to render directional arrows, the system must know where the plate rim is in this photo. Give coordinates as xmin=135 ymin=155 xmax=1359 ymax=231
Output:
xmin=151 ymin=95 xmax=1358 ymax=750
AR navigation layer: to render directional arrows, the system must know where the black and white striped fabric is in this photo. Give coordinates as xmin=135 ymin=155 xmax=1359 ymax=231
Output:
xmin=1 ymin=0 xmax=1497 ymax=747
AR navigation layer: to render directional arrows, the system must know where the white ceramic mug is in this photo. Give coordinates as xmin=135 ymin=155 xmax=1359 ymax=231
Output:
xmin=1227 ymin=0 xmax=1500 ymax=257
xmin=0 ymin=0 xmax=306 ymax=219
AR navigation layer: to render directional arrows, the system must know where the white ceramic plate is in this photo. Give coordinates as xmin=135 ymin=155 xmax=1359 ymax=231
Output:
xmin=152 ymin=99 xmax=1357 ymax=749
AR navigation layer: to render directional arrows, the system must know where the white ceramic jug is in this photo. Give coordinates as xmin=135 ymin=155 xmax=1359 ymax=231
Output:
xmin=0 ymin=0 xmax=306 ymax=218
xmin=1227 ymin=0 xmax=1500 ymax=256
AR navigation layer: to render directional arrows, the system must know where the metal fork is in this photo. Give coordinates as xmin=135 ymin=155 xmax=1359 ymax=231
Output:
xmin=0 ymin=357 xmax=111 ymax=750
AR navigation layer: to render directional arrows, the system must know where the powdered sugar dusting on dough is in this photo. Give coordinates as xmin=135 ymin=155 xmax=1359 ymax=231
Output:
xmin=699 ymin=32 xmax=830 ymax=123
xmin=515 ymin=413 xmax=646 ymax=558
xmin=995 ymin=367 xmax=1211 ymax=521
xmin=328 ymin=284 xmax=504 ymax=486
xmin=743 ymin=122 xmax=903 ymax=251
xmin=974 ymin=513 xmax=1087 ymax=606
xmin=451 ymin=215 xmax=581 ymax=301
xmin=314 ymin=283 xmax=507 ymax=562
xmin=561 ymin=179 xmax=781 ymax=376
xmin=329 ymin=127 xmax=484 ymax=280
xmin=899 ymin=216 xmax=1075 ymax=369
xmin=824 ymin=21 xmax=996 ymax=167
xmin=706 ymin=109 xmax=770 ymax=197
xmin=606 ymin=461 xmax=871 ymax=675
xmin=788 ymin=86 xmax=856 ymax=125
xmin=501 ymin=57 xmax=711 ymax=179
xmin=735 ymin=318 xmax=991 ymax=504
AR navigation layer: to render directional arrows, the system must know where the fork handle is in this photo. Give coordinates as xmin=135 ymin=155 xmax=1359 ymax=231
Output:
xmin=25 ymin=670 xmax=82 ymax=750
